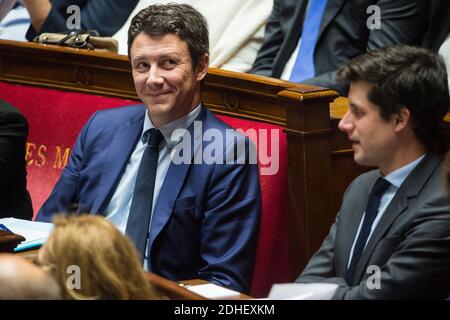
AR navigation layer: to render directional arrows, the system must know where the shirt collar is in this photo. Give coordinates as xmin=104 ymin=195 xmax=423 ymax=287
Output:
xmin=383 ymin=154 xmax=426 ymax=189
xmin=142 ymin=103 xmax=202 ymax=148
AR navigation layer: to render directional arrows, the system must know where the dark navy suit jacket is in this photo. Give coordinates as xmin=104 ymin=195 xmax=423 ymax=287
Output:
xmin=37 ymin=104 xmax=261 ymax=293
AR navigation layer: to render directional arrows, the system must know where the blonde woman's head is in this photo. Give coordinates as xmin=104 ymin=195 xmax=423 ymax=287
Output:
xmin=38 ymin=214 xmax=160 ymax=300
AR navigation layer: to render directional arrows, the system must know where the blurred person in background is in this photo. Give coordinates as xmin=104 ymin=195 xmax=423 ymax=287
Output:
xmin=251 ymin=0 xmax=429 ymax=95
xmin=0 ymin=99 xmax=33 ymax=220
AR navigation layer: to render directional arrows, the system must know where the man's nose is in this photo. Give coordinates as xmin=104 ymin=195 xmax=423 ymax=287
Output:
xmin=146 ymin=67 xmax=164 ymax=86
xmin=338 ymin=111 xmax=353 ymax=133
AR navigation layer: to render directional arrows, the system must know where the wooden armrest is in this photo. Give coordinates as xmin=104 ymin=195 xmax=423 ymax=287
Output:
xmin=145 ymin=272 xmax=206 ymax=300
xmin=0 ymin=230 xmax=25 ymax=253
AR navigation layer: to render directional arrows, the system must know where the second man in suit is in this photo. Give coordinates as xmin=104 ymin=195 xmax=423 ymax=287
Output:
xmin=296 ymin=45 xmax=450 ymax=299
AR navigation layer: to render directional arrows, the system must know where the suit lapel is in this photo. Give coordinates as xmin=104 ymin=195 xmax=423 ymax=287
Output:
xmin=92 ymin=110 xmax=145 ymax=214
xmin=353 ymin=154 xmax=440 ymax=281
xmin=147 ymin=107 xmax=207 ymax=264
xmin=317 ymin=0 xmax=346 ymax=43
xmin=338 ymin=172 xmax=378 ymax=275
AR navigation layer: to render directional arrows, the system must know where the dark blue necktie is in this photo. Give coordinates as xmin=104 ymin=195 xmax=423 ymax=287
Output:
xmin=345 ymin=177 xmax=391 ymax=284
xmin=125 ymin=128 xmax=163 ymax=259
xmin=289 ymin=0 xmax=328 ymax=82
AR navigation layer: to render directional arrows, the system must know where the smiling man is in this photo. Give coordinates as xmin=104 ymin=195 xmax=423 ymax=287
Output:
xmin=296 ymin=45 xmax=450 ymax=299
xmin=36 ymin=4 xmax=261 ymax=294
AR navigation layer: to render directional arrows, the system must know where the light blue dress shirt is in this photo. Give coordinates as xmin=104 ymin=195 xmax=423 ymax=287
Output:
xmin=0 ymin=3 xmax=30 ymax=42
xmin=106 ymin=104 xmax=201 ymax=267
xmin=347 ymin=154 xmax=426 ymax=268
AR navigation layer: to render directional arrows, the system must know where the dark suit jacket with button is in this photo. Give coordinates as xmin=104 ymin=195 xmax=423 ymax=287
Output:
xmin=251 ymin=0 xmax=429 ymax=95
xmin=0 ymin=100 xmax=33 ymax=220
xmin=36 ymin=104 xmax=261 ymax=294
xmin=296 ymin=154 xmax=450 ymax=299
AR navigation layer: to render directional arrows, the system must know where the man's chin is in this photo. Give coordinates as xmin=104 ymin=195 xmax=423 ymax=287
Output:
xmin=144 ymin=101 xmax=170 ymax=112
xmin=145 ymin=96 xmax=168 ymax=103
xmin=353 ymin=154 xmax=374 ymax=168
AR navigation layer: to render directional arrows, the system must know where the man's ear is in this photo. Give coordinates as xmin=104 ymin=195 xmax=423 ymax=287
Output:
xmin=393 ymin=107 xmax=411 ymax=133
xmin=195 ymin=53 xmax=209 ymax=81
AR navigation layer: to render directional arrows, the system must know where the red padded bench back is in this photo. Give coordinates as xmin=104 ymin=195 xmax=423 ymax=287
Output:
xmin=0 ymin=81 xmax=290 ymax=297
xmin=215 ymin=114 xmax=290 ymax=297
xmin=0 ymin=81 xmax=136 ymax=215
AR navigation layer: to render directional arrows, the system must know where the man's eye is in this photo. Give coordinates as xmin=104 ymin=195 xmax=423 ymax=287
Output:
xmin=134 ymin=62 xmax=149 ymax=71
xmin=351 ymin=107 xmax=362 ymax=117
xmin=163 ymin=59 xmax=177 ymax=68
xmin=354 ymin=110 xmax=363 ymax=118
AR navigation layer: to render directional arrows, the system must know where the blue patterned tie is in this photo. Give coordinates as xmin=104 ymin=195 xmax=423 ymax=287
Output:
xmin=345 ymin=177 xmax=391 ymax=284
xmin=289 ymin=0 xmax=328 ymax=82
xmin=125 ymin=128 xmax=163 ymax=259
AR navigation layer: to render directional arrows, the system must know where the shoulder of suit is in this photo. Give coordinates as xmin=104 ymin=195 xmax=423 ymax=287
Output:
xmin=343 ymin=169 xmax=379 ymax=196
xmin=89 ymin=104 xmax=146 ymax=123
xmin=353 ymin=169 xmax=380 ymax=185
xmin=198 ymin=108 xmax=255 ymax=156
xmin=204 ymin=109 xmax=251 ymax=142
xmin=203 ymin=108 xmax=234 ymax=131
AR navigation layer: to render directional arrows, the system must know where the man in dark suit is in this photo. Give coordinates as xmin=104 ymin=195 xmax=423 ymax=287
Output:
xmin=296 ymin=45 xmax=450 ymax=299
xmin=0 ymin=99 xmax=33 ymax=220
xmin=36 ymin=4 xmax=261 ymax=294
xmin=251 ymin=0 xmax=428 ymax=94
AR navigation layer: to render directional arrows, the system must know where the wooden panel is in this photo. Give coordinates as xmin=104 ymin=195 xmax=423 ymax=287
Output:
xmin=0 ymin=40 xmax=136 ymax=99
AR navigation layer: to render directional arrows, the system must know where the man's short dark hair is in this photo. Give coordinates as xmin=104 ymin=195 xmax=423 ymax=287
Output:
xmin=337 ymin=45 xmax=450 ymax=150
xmin=127 ymin=3 xmax=209 ymax=69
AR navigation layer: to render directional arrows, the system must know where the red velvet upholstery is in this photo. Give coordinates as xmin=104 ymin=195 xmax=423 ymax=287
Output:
xmin=216 ymin=115 xmax=290 ymax=297
xmin=0 ymin=81 xmax=136 ymax=216
xmin=0 ymin=81 xmax=290 ymax=297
